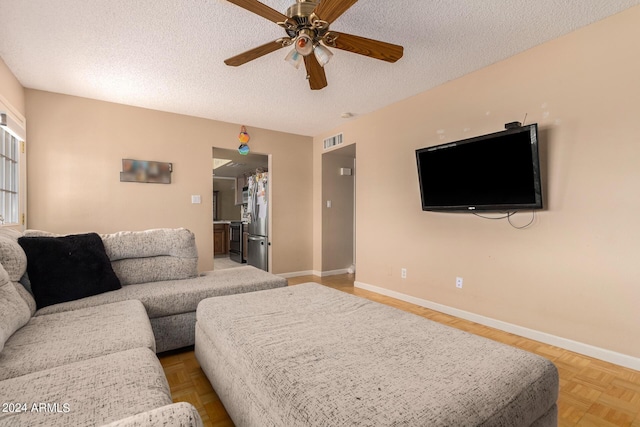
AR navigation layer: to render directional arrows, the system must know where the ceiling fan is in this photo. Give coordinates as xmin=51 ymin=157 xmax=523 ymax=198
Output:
xmin=224 ymin=0 xmax=404 ymax=90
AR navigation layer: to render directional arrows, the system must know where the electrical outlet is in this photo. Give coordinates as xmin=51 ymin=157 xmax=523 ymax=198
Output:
xmin=401 ymin=268 xmax=407 ymax=279
xmin=456 ymin=277 xmax=463 ymax=289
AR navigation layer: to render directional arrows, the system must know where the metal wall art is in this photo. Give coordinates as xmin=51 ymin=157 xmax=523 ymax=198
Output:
xmin=120 ymin=159 xmax=172 ymax=184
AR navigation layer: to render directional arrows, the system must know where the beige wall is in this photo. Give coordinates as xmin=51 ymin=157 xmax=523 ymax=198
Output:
xmin=322 ymin=144 xmax=355 ymax=272
xmin=0 ymin=57 xmax=25 ymax=117
xmin=25 ymin=90 xmax=313 ymax=273
xmin=314 ymin=6 xmax=640 ymax=359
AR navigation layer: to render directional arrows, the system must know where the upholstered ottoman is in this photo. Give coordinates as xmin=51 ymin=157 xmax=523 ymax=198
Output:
xmin=195 ymin=283 xmax=558 ymax=427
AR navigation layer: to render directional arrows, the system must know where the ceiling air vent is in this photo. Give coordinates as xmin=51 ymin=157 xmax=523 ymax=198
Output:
xmin=323 ymin=133 xmax=343 ymax=150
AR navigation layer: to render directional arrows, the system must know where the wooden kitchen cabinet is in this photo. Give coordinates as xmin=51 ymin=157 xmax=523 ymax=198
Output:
xmin=214 ymin=223 xmax=229 ymax=255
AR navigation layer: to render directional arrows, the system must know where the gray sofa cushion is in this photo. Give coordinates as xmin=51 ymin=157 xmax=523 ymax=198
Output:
xmin=11 ymin=281 xmax=36 ymax=316
xmin=0 ymin=347 xmax=173 ymax=427
xmin=0 ymin=227 xmax=23 ymax=240
xmin=0 ymin=300 xmax=156 ymax=380
xmin=101 ymin=228 xmax=197 ymax=260
xmin=103 ymin=228 xmax=199 ymax=285
xmin=0 ymin=234 xmax=27 ymax=281
xmin=100 ymin=402 xmax=203 ymax=427
xmin=35 ymin=266 xmax=287 ymax=318
xmin=21 ymin=229 xmax=58 ymax=237
xmin=0 ymin=263 xmax=30 ymax=353
xmin=0 ymin=230 xmax=37 ymax=314
xmin=112 ymin=256 xmax=198 ymax=286
xmin=151 ymin=312 xmax=197 ymax=353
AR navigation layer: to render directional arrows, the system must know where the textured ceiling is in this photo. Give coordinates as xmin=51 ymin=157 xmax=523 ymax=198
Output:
xmin=1 ymin=0 xmax=639 ymax=137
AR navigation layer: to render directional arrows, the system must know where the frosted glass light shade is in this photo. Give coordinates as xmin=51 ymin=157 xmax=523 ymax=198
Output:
xmin=295 ymin=34 xmax=314 ymax=56
xmin=285 ymin=48 xmax=303 ymax=69
xmin=313 ymin=44 xmax=333 ymax=67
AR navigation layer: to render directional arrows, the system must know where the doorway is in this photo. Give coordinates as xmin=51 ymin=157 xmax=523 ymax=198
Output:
xmin=212 ymin=147 xmax=269 ymax=271
xmin=321 ymin=144 xmax=356 ymax=275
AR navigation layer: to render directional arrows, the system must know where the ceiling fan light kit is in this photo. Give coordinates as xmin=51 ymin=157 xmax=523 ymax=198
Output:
xmin=224 ymin=0 xmax=404 ymax=90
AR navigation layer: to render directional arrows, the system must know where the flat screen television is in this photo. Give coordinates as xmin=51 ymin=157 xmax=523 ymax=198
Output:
xmin=416 ymin=124 xmax=543 ymax=212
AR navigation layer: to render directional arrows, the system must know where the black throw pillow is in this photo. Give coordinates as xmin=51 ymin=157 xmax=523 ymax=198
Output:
xmin=18 ymin=233 xmax=121 ymax=309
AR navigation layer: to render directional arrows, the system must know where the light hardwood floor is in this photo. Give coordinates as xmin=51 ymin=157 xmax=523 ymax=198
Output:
xmin=159 ymin=274 xmax=640 ymax=427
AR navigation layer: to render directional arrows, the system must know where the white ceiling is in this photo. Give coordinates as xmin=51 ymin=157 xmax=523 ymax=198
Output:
xmin=1 ymin=1 xmax=639 ymax=137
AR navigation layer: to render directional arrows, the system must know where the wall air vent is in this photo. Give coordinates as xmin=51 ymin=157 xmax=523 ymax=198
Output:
xmin=323 ymin=133 xmax=343 ymax=150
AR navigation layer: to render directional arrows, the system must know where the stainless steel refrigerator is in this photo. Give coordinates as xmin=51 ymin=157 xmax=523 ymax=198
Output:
xmin=247 ymin=172 xmax=268 ymax=271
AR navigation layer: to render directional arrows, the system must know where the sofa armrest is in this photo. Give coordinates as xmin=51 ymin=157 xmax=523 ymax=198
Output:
xmin=100 ymin=402 xmax=203 ymax=427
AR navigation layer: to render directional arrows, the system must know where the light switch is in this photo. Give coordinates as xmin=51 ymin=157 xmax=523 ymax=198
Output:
xmin=326 ymin=200 xmax=332 ymax=208
xmin=191 ymin=195 xmax=202 ymax=204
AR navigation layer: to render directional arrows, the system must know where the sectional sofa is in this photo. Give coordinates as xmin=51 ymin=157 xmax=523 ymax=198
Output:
xmin=0 ymin=227 xmax=287 ymax=426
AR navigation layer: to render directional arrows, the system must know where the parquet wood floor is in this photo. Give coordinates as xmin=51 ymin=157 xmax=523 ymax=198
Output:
xmin=159 ymin=274 xmax=640 ymax=427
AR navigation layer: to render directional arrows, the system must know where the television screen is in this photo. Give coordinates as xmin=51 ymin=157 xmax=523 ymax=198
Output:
xmin=416 ymin=124 xmax=543 ymax=212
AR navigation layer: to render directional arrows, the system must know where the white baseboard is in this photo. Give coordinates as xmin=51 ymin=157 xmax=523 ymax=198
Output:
xmin=319 ymin=268 xmax=349 ymax=277
xmin=279 ymin=269 xmax=350 ymax=279
xmin=355 ymin=281 xmax=640 ymax=372
xmin=278 ymin=270 xmax=315 ymax=279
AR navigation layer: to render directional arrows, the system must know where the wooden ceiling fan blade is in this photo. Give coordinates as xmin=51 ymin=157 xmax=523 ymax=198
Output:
xmin=304 ymin=55 xmax=327 ymax=90
xmin=313 ymin=0 xmax=359 ymax=24
xmin=226 ymin=0 xmax=288 ymax=24
xmin=224 ymin=40 xmax=286 ymax=66
xmin=330 ymin=32 xmax=403 ymax=63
